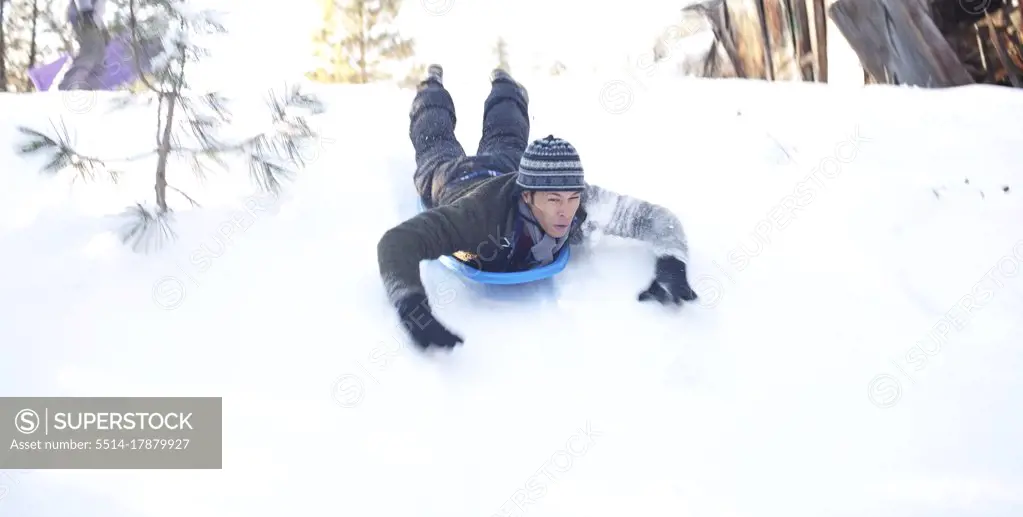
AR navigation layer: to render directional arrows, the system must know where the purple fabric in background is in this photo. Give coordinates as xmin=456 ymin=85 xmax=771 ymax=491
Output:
xmin=28 ymin=35 xmax=159 ymax=91
xmin=28 ymin=55 xmax=72 ymax=91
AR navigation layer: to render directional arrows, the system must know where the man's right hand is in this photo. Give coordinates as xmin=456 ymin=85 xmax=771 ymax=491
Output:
xmin=638 ymin=255 xmax=698 ymax=306
xmin=396 ymin=293 xmax=463 ymax=350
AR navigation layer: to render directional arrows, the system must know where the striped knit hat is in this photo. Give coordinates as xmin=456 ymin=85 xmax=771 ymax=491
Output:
xmin=516 ymin=135 xmax=586 ymax=191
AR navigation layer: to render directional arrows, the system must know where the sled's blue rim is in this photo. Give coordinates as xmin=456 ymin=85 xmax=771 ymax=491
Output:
xmin=416 ymin=198 xmax=570 ymax=285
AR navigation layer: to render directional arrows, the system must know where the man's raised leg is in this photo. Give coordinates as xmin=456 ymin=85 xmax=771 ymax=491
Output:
xmin=476 ymin=69 xmax=530 ymax=172
xmin=410 ymin=65 xmax=466 ymax=207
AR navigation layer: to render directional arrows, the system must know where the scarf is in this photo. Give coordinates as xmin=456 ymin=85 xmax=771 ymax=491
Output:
xmin=517 ymin=198 xmax=569 ymax=266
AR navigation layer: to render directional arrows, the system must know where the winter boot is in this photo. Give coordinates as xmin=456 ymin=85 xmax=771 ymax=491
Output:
xmin=418 ymin=64 xmax=444 ymax=91
xmin=490 ymin=68 xmax=528 ymax=105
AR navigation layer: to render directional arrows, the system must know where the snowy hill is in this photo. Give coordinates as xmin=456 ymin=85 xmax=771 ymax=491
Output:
xmin=1 ymin=76 xmax=1022 ymax=517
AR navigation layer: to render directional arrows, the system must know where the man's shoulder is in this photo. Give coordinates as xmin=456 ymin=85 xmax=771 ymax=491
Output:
xmin=428 ymin=173 xmax=516 ymax=236
xmin=472 ymin=173 xmax=519 ymax=197
xmin=451 ymin=173 xmax=518 ymax=212
xmin=440 ymin=174 xmax=520 ymax=267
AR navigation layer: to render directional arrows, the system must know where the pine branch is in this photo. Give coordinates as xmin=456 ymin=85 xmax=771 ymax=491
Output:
xmin=284 ymin=84 xmax=326 ymax=114
xmin=15 ymin=120 xmax=299 ymax=173
xmin=236 ymin=84 xmax=323 ymax=196
xmin=201 ymin=91 xmax=232 ymax=119
xmin=248 ymin=149 xmax=294 ymax=196
xmin=18 ymin=49 xmax=324 ymax=253
xmin=118 ymin=202 xmax=177 ymax=253
xmin=126 ymin=83 xmax=323 ymax=198
xmin=186 ymin=147 xmax=229 ymax=182
xmin=177 ymin=91 xmax=232 ymax=150
xmin=11 ymin=0 xmax=327 ymax=256
xmin=15 ymin=121 xmax=119 ymax=184
xmin=18 ymin=122 xmax=169 ymax=168
xmin=168 ymin=184 xmax=201 ymax=208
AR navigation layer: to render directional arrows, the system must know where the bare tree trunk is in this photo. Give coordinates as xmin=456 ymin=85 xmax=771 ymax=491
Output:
xmin=1 ymin=0 xmax=8 ymax=91
xmin=153 ymin=91 xmax=180 ymax=213
xmin=829 ymin=0 xmax=974 ymax=86
xmin=155 ymin=90 xmax=180 ymax=213
xmin=696 ymin=0 xmax=749 ymax=77
xmin=358 ymin=1 xmax=367 ymax=83
xmin=754 ymin=0 xmax=776 ymax=79
xmin=155 ymin=40 xmax=189 ymax=213
xmin=810 ymin=0 xmax=828 ymax=82
xmin=29 ymin=0 xmax=38 ymax=69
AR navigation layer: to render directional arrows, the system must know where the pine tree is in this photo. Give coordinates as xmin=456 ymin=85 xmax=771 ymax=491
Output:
xmin=16 ymin=0 xmax=326 ymax=252
xmin=307 ymin=0 xmax=416 ymax=84
xmin=307 ymin=0 xmax=359 ymax=83
xmin=1 ymin=0 xmax=11 ymax=91
xmin=27 ymin=0 xmax=38 ymax=69
xmin=1 ymin=0 xmax=49 ymax=91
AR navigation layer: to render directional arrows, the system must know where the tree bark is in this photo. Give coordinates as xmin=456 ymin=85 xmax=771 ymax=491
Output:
xmin=1 ymin=0 xmax=8 ymax=91
xmin=810 ymin=0 xmax=828 ymax=82
xmin=828 ymin=0 xmax=973 ymax=86
xmin=29 ymin=0 xmax=39 ymax=69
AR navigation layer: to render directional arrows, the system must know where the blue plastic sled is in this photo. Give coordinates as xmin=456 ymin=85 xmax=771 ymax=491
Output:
xmin=416 ymin=198 xmax=571 ymax=285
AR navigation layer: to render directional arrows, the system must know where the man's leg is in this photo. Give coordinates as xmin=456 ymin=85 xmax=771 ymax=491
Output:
xmin=410 ymin=65 xmax=466 ymax=208
xmin=59 ymin=21 xmax=108 ymax=90
xmin=475 ymin=69 xmax=530 ymax=173
xmin=82 ymin=28 xmax=112 ymax=89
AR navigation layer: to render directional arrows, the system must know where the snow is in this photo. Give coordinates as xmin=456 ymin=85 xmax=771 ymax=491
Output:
xmin=1 ymin=75 xmax=1022 ymax=517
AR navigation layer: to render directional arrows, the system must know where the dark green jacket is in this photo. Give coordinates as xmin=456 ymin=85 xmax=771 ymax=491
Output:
xmin=378 ymin=174 xmax=690 ymax=306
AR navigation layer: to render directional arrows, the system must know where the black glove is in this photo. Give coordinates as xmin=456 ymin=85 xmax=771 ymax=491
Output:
xmin=396 ymin=293 xmax=464 ymax=350
xmin=638 ymin=256 xmax=698 ymax=306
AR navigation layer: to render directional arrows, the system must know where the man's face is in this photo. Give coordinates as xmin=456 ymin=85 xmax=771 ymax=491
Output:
xmin=523 ymin=190 xmax=582 ymax=238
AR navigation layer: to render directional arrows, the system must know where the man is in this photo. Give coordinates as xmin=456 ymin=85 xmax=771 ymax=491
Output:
xmin=59 ymin=0 xmax=109 ymax=90
xmin=378 ymin=64 xmax=698 ymax=351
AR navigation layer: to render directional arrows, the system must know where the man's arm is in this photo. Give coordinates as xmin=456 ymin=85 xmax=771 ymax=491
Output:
xmin=581 ymin=184 xmax=689 ymax=261
xmin=581 ymin=184 xmax=698 ymax=305
xmin=377 ymin=197 xmax=491 ymax=306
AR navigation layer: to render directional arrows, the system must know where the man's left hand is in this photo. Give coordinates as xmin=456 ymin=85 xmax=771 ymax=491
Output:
xmin=638 ymin=255 xmax=698 ymax=306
